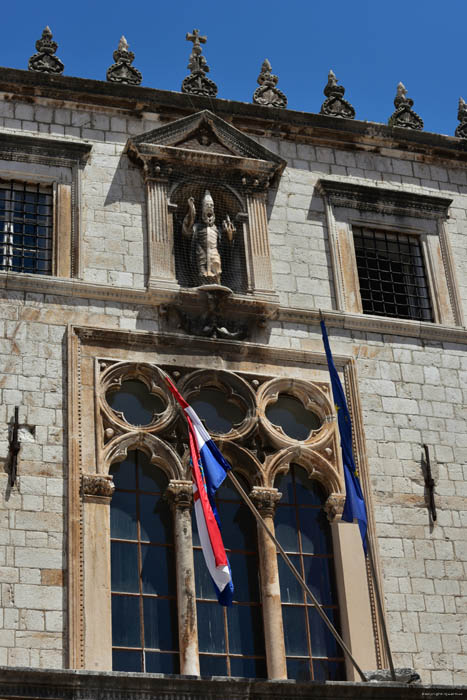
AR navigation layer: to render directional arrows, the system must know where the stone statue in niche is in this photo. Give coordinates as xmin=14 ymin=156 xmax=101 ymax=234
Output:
xmin=182 ymin=190 xmax=236 ymax=285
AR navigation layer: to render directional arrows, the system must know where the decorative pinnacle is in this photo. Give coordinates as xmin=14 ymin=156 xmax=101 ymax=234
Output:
xmin=388 ymin=81 xmax=423 ymax=130
xmin=106 ymin=35 xmax=142 ymax=85
xmin=181 ymin=28 xmax=217 ymax=97
xmin=28 ymin=26 xmax=64 ymax=74
xmin=455 ymin=97 xmax=467 ymax=138
xmin=118 ymin=36 xmax=128 ymax=52
xmin=252 ymin=58 xmax=287 ymax=108
xmin=320 ymin=69 xmax=355 ymax=119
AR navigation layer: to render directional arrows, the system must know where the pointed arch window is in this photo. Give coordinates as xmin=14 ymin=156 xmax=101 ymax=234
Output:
xmin=274 ymin=465 xmax=345 ymax=681
xmin=110 ymin=450 xmax=179 ymax=673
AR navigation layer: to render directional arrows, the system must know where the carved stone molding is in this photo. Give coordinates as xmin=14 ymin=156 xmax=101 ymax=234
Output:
xmin=28 ymin=26 xmax=64 ymax=74
xmin=324 ymin=493 xmax=346 ymax=522
xmin=250 ymin=486 xmax=282 ymax=518
xmin=82 ymin=473 xmax=114 ymax=500
xmin=181 ymin=29 xmax=218 ymax=97
xmin=320 ymin=70 xmax=355 ymax=119
xmin=165 ymin=479 xmax=193 ymax=512
xmin=455 ymin=96 xmax=467 ymax=139
xmin=252 ymin=59 xmax=287 ymax=109
xmin=388 ymin=82 xmax=423 ymax=130
xmin=106 ymin=36 xmax=142 ymax=86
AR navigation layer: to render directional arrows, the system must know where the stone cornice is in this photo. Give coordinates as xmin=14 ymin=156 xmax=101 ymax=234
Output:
xmin=2 ymin=271 xmax=466 ymax=345
xmin=0 ymin=131 xmax=92 ymax=166
xmin=1 ymin=67 xmax=467 ymax=164
xmin=317 ymin=178 xmax=452 ymax=219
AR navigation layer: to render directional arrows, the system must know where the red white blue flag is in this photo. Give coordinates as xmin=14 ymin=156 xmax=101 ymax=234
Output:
xmin=165 ymin=376 xmax=234 ymax=606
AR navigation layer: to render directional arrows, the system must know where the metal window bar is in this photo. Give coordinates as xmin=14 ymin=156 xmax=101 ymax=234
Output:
xmin=0 ymin=180 xmax=53 ymax=275
xmin=353 ymin=227 xmax=433 ymax=322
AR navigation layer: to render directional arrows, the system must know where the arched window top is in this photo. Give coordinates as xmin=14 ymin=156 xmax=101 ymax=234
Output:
xmin=274 ymin=465 xmax=327 ymax=506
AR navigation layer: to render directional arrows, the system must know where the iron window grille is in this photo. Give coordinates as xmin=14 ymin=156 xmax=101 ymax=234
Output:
xmin=353 ymin=227 xmax=433 ymax=322
xmin=0 ymin=180 xmax=53 ymax=275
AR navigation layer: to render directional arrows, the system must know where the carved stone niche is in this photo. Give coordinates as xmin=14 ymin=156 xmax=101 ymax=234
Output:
xmin=125 ymin=110 xmax=285 ymax=311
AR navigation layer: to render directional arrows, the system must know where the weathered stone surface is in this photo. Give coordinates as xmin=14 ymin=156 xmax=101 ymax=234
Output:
xmin=181 ymin=29 xmax=217 ymax=97
xmin=106 ymin=36 xmax=142 ymax=86
xmin=320 ymin=70 xmax=355 ymax=119
xmin=252 ymin=59 xmax=287 ymax=109
xmin=28 ymin=27 xmax=64 ymax=75
xmin=388 ymin=82 xmax=423 ymax=130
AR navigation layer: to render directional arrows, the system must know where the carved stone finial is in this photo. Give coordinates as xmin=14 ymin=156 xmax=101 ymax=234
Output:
xmin=388 ymin=82 xmax=423 ymax=130
xmin=455 ymin=97 xmax=467 ymax=138
xmin=250 ymin=487 xmax=282 ymax=518
xmin=252 ymin=59 xmax=287 ymax=109
xmin=181 ymin=29 xmax=218 ymax=97
xmin=28 ymin=26 xmax=64 ymax=74
xmin=320 ymin=69 xmax=355 ymax=119
xmin=106 ymin=35 xmax=142 ymax=86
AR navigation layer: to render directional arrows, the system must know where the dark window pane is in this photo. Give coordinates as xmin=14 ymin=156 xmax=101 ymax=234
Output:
xmin=141 ymin=544 xmax=175 ymax=596
xmin=143 ymin=597 xmax=178 ymax=651
xmin=110 ymin=457 xmax=136 ymax=490
xmin=294 ymin=467 xmax=326 ymax=505
xmin=275 ymin=506 xmax=299 ymax=552
xmin=138 ymin=457 xmax=168 ymax=492
xmin=298 ymin=508 xmax=332 ymax=555
xmin=266 ymin=395 xmax=321 ymax=440
xmin=191 ymin=388 xmax=245 ymax=434
xmin=303 ymin=557 xmax=336 ymax=606
xmin=112 ymin=649 xmax=142 ymax=672
xmin=278 ymin=554 xmax=303 ymax=604
xmin=197 ymin=602 xmax=225 ymax=653
xmin=111 ymin=595 xmax=140 ymax=647
xmin=139 ymin=494 xmax=172 ymax=543
xmin=199 ymin=654 xmax=227 ymax=677
xmin=313 ymin=658 xmax=345 ymax=681
xmin=110 ymin=490 xmax=137 ymax=540
xmin=145 ymin=652 xmax=179 ymax=674
xmin=282 ymin=606 xmax=309 ymax=656
xmin=286 ymin=657 xmax=312 ymax=682
xmin=230 ymin=656 xmax=267 ymax=679
xmin=228 ymin=552 xmax=260 ymax=603
xmin=218 ymin=501 xmax=254 ymax=552
xmin=106 ymin=380 xmax=165 ymax=426
xmin=308 ymin=607 xmax=340 ymax=658
xmin=274 ymin=471 xmax=294 ymax=504
xmin=217 ymin=476 xmax=243 ymax=501
xmin=227 ymin=604 xmax=265 ymax=656
xmin=111 ymin=541 xmax=139 ymax=593
xmin=193 ymin=548 xmax=217 ymax=600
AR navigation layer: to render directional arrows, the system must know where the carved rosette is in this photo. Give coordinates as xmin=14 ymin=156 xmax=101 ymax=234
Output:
xmin=320 ymin=70 xmax=355 ymax=119
xmin=165 ymin=480 xmax=193 ymax=512
xmin=324 ymin=493 xmax=346 ymax=522
xmin=106 ymin=36 xmax=142 ymax=86
xmin=250 ymin=487 xmax=282 ymax=518
xmin=388 ymin=82 xmax=423 ymax=130
xmin=253 ymin=59 xmax=287 ymax=109
xmin=181 ymin=29 xmax=218 ymax=97
xmin=82 ymin=473 xmax=115 ymax=499
xmin=455 ymin=97 xmax=467 ymax=139
xmin=28 ymin=27 xmax=64 ymax=74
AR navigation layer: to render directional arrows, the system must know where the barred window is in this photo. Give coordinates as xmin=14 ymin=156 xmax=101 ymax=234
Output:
xmin=0 ymin=180 xmax=53 ymax=275
xmin=353 ymin=227 xmax=433 ymax=321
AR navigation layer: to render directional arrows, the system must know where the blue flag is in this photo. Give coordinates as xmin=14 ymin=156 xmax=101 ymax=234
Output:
xmin=320 ymin=319 xmax=368 ymax=554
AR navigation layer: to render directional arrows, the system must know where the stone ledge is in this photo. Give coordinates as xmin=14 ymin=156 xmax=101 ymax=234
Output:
xmin=0 ymin=667 xmax=456 ymax=700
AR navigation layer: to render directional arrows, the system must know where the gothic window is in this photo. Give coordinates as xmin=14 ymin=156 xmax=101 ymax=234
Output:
xmin=110 ymin=451 xmax=179 ymax=673
xmin=275 ymin=466 xmax=344 ymax=681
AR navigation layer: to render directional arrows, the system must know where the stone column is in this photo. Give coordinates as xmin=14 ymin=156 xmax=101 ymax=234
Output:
xmin=166 ymin=480 xmax=200 ymax=676
xmin=325 ymin=494 xmax=377 ymax=681
xmin=250 ymin=486 xmax=287 ymax=680
xmin=245 ymin=192 xmax=278 ymax=303
xmin=146 ymin=176 xmax=179 ymax=291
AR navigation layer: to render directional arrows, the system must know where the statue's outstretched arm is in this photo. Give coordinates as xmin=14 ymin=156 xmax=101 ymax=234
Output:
xmin=222 ymin=214 xmax=236 ymax=242
xmin=182 ymin=196 xmax=196 ymax=237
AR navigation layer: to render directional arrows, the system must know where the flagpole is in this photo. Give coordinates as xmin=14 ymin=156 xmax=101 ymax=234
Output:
xmin=226 ymin=470 xmax=368 ymax=683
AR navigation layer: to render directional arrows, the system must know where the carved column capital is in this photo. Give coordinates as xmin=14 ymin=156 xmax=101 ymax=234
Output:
xmin=165 ymin=480 xmax=193 ymax=512
xmin=250 ymin=487 xmax=282 ymax=518
xmin=82 ymin=473 xmax=115 ymax=501
xmin=324 ymin=493 xmax=346 ymax=522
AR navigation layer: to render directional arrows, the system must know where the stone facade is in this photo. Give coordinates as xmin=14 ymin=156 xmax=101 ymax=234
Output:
xmin=0 ymin=65 xmax=466 ymax=689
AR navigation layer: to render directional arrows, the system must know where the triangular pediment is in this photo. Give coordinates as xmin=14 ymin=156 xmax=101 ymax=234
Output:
xmin=126 ymin=110 xmax=285 ymax=172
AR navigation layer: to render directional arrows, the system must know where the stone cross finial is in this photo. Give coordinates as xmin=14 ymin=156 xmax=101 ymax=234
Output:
xmin=455 ymin=97 xmax=467 ymax=138
xmin=106 ymin=35 xmax=142 ymax=85
xmin=28 ymin=26 xmax=64 ymax=74
xmin=320 ymin=69 xmax=355 ymax=119
xmin=388 ymin=81 xmax=423 ymax=130
xmin=181 ymin=28 xmax=218 ymax=97
xmin=252 ymin=58 xmax=287 ymax=108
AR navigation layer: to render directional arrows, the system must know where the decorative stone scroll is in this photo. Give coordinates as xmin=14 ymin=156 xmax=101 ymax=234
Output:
xmin=320 ymin=70 xmax=355 ymax=119
xmin=106 ymin=36 xmax=142 ymax=86
xmin=181 ymin=29 xmax=218 ymax=97
xmin=28 ymin=26 xmax=64 ymax=74
xmin=388 ymin=82 xmax=423 ymax=130
xmin=252 ymin=59 xmax=287 ymax=109
xmin=455 ymin=97 xmax=467 ymax=139
xmin=82 ymin=473 xmax=115 ymax=499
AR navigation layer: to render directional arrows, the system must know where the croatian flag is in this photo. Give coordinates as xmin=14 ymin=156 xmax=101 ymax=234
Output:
xmin=165 ymin=376 xmax=234 ymax=606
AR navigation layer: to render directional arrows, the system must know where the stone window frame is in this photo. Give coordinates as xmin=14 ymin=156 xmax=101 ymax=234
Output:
xmin=0 ymin=132 xmax=91 ymax=278
xmin=68 ymin=325 xmax=383 ymax=681
xmin=317 ymin=178 xmax=464 ymax=328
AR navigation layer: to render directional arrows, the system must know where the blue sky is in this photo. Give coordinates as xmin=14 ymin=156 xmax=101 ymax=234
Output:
xmin=1 ymin=1 xmax=465 ymax=136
